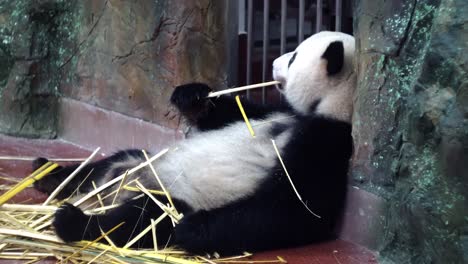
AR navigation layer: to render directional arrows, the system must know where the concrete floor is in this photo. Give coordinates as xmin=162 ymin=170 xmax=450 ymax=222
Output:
xmin=0 ymin=134 xmax=378 ymax=264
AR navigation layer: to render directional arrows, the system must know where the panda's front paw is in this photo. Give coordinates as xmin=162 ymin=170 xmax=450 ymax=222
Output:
xmin=32 ymin=158 xmax=63 ymax=195
xmin=170 ymin=83 xmax=212 ymax=113
xmin=53 ymin=203 xmax=88 ymax=242
xmin=32 ymin=157 xmax=49 ymax=171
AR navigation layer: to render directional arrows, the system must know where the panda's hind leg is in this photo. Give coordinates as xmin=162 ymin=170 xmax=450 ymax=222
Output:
xmin=53 ymin=196 xmax=183 ymax=248
xmin=33 ymin=149 xmax=144 ymax=200
xmin=173 ymin=193 xmax=329 ymax=255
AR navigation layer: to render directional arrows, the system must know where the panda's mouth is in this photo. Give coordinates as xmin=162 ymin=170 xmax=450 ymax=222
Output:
xmin=275 ymin=82 xmax=285 ymax=93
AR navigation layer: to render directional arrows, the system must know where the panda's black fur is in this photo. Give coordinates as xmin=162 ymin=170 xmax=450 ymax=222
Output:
xmin=32 ymin=32 xmax=355 ymax=255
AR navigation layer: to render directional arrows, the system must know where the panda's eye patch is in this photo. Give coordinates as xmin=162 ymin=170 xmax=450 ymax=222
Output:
xmin=288 ymin=52 xmax=297 ymax=68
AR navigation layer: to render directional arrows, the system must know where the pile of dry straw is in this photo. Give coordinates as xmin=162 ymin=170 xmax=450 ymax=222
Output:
xmin=0 ymin=148 xmax=286 ymax=263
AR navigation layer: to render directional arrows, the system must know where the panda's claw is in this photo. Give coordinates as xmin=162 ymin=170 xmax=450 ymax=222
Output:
xmin=53 ymin=203 xmax=88 ymax=243
xmin=32 ymin=157 xmax=49 ymax=171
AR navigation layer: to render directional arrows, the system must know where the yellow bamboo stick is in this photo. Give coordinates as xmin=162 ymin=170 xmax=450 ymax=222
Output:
xmin=235 ymin=95 xmax=255 ymax=138
xmin=0 ymin=162 xmax=59 ymax=206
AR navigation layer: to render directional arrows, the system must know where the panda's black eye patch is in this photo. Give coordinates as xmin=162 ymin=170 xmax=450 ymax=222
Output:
xmin=288 ymin=52 xmax=297 ymax=68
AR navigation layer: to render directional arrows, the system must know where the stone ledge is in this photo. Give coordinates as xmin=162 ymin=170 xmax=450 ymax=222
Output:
xmin=58 ymin=98 xmax=184 ymax=154
xmin=338 ymin=186 xmax=385 ymax=251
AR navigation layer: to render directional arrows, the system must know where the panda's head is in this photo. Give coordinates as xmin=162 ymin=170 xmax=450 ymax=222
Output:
xmin=273 ymin=31 xmax=356 ymax=122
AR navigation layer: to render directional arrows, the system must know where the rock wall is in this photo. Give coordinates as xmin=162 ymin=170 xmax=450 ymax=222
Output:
xmin=0 ymin=0 xmax=79 ymax=138
xmin=0 ymin=0 xmax=228 ymax=137
xmin=61 ymin=0 xmax=227 ymax=129
xmin=352 ymin=0 xmax=467 ymax=263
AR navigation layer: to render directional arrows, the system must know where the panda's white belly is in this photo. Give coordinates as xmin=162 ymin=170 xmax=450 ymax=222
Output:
xmin=149 ymin=113 xmax=294 ymax=211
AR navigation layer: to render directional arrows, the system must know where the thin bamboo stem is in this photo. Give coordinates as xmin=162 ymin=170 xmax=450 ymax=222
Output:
xmin=44 ymin=147 xmax=101 ymax=205
xmin=73 ymin=149 xmax=168 ymax=207
xmin=207 ymin=81 xmax=280 ymax=98
xmin=271 ymin=139 xmax=321 ymax=218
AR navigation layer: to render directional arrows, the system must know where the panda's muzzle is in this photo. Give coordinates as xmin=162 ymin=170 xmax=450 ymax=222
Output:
xmin=275 ymin=83 xmax=284 ymax=91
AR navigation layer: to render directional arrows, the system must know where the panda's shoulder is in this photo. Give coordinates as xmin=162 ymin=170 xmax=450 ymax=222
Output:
xmin=290 ymin=114 xmax=352 ymax=145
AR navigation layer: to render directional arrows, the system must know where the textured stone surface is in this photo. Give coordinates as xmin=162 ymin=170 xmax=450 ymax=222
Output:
xmin=0 ymin=0 xmax=228 ymax=137
xmin=60 ymin=0 xmax=228 ymax=129
xmin=0 ymin=0 xmax=79 ymax=138
xmin=58 ymin=98 xmax=183 ymax=154
xmin=352 ymin=0 xmax=467 ymax=263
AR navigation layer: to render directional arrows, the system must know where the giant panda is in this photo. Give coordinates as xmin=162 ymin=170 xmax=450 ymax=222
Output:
xmin=32 ymin=31 xmax=356 ymax=255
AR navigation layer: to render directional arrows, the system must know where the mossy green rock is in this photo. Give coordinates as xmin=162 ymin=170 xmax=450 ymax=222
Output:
xmin=353 ymin=0 xmax=467 ymax=263
xmin=0 ymin=0 xmax=79 ymax=138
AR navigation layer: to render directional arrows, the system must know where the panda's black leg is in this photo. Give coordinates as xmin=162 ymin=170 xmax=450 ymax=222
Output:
xmin=33 ymin=149 xmax=145 ymax=200
xmin=53 ymin=196 xmax=187 ymax=248
xmin=173 ymin=195 xmax=328 ymax=256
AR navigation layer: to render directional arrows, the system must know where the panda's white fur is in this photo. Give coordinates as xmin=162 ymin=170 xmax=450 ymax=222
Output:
xmin=149 ymin=113 xmax=295 ymax=211
xmin=33 ymin=31 xmax=357 ymax=255
xmin=96 ymin=112 xmax=295 ymax=211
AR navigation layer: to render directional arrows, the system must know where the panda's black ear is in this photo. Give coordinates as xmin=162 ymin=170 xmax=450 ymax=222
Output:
xmin=321 ymin=41 xmax=344 ymax=75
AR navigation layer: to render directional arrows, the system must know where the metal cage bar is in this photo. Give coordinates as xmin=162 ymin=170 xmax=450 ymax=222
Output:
xmin=261 ymin=0 xmax=270 ymax=104
xmin=335 ymin=0 xmax=342 ymax=31
xmin=280 ymin=0 xmax=287 ymax=55
xmin=246 ymin=0 xmax=253 ymax=92
xmin=316 ymin=0 xmax=323 ymax=32
xmin=298 ymin=0 xmax=305 ymax=43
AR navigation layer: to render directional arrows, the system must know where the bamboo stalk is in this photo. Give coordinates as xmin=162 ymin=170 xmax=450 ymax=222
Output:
xmin=85 ymin=203 xmax=122 ymax=214
xmin=0 ymin=212 xmax=34 ymax=231
xmin=65 ymin=222 xmax=125 ymax=262
xmin=142 ymin=150 xmax=177 ymax=213
xmin=0 ymin=162 xmax=59 ymax=206
xmin=0 ymin=204 xmax=57 ymax=213
xmin=0 ymin=228 xmax=61 ymax=243
xmin=151 ymin=218 xmax=158 ymax=252
xmin=236 ymin=95 xmax=255 ymax=138
xmin=135 ymin=181 xmax=182 ymax=223
xmin=99 ymin=227 xmax=124 ymax=257
xmin=271 ymin=139 xmax=321 ymax=218
xmin=122 ymin=212 xmax=167 ymax=249
xmin=87 ymin=249 xmax=109 ymax=264
xmin=0 ymin=252 xmax=54 ymax=257
xmin=30 ymin=214 xmax=53 ymax=229
xmin=92 ymin=180 xmax=105 ymax=209
xmin=207 ymin=81 xmax=280 ymax=98
xmin=73 ymin=148 xmax=169 ymax=207
xmin=111 ymin=170 xmax=129 ymax=206
xmin=121 ymin=185 xmax=165 ymax=195
xmin=44 ymin=147 xmax=101 ymax=205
